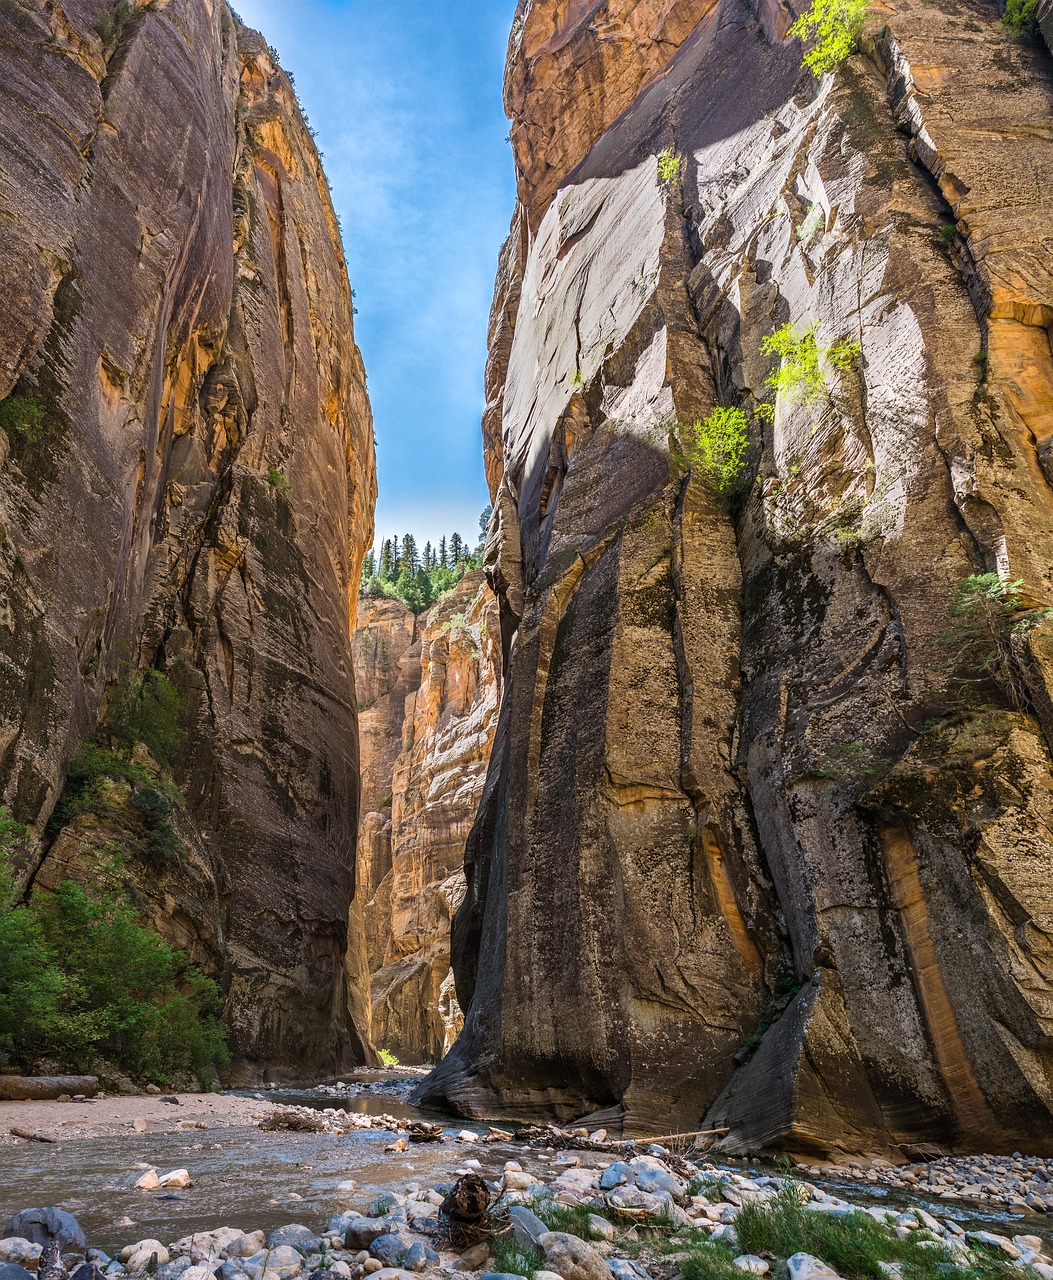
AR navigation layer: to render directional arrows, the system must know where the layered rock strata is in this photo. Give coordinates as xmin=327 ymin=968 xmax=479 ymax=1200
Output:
xmin=354 ymin=573 xmax=501 ymax=1063
xmin=421 ymin=0 xmax=1053 ymax=1154
xmin=0 ymin=0 xmax=376 ymax=1078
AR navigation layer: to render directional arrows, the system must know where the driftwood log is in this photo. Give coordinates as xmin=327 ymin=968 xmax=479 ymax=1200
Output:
xmin=0 ymin=1076 xmax=99 ymax=1101
xmin=10 ymin=1127 xmax=57 ymax=1143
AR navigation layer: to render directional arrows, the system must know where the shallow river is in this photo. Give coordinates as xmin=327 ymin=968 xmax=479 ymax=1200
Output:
xmin=0 ymin=1085 xmax=1047 ymax=1255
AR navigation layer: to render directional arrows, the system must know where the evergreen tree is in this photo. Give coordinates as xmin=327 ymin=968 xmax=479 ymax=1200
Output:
xmin=379 ymin=539 xmax=394 ymax=580
xmin=423 ymin=541 xmax=434 ymax=572
xmin=362 ymin=549 xmax=376 ymax=579
xmin=438 ymin=535 xmax=448 ymax=568
xmin=449 ymin=532 xmax=464 ymax=564
xmin=402 ymin=534 xmax=419 ymax=575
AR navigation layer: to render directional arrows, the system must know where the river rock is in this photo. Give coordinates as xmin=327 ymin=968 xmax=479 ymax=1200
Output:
xmin=0 ymin=1244 xmax=41 ymax=1270
xmin=217 ymin=1263 xmax=249 ymax=1280
xmin=453 ymin=1244 xmax=491 ymax=1271
xmin=586 ymin=1218 xmax=615 ymax=1243
xmin=340 ymin=1218 xmax=400 ymax=1251
xmin=226 ymin=1238 xmax=266 ymax=1262
xmin=368 ymin=1236 xmax=406 ymax=1268
xmin=605 ymin=1262 xmax=650 ymax=1280
xmin=133 ymin=1172 xmax=159 ymax=1191
xmin=631 ymin=1168 xmax=684 ymax=1199
xmin=157 ymin=1171 xmax=191 ymax=1190
xmin=508 ymin=1208 xmax=549 ymax=1250
xmin=598 ymin=1166 xmax=632 ymax=1191
xmin=121 ymin=1242 xmax=170 ymax=1271
xmin=733 ymin=1259 xmax=769 ymax=1276
xmin=400 ymin=1245 xmax=437 ymax=1274
xmin=3 ymin=1212 xmax=86 ymax=1252
xmin=787 ymin=1257 xmax=844 ymax=1280
xmin=264 ymin=1230 xmax=318 ymax=1255
xmin=0 ymin=1267 xmax=36 ymax=1280
xmin=538 ymin=1233 xmax=609 ymax=1280
xmin=155 ymin=1260 xmax=194 ymax=1280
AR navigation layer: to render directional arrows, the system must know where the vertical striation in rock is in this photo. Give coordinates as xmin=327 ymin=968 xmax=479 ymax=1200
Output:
xmin=353 ymin=573 xmax=501 ymax=1063
xmin=420 ymin=0 xmax=1053 ymax=1152
xmin=0 ymin=0 xmax=376 ymax=1079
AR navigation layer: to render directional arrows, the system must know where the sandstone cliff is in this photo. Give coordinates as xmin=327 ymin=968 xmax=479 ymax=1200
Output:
xmin=420 ymin=0 xmax=1053 ymax=1154
xmin=354 ymin=573 xmax=501 ymax=1063
xmin=0 ymin=0 xmax=376 ymax=1079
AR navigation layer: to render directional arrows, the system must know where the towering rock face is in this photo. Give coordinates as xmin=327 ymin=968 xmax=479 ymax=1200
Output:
xmin=421 ymin=0 xmax=1053 ymax=1153
xmin=354 ymin=574 xmax=501 ymax=1063
xmin=0 ymin=0 xmax=376 ymax=1078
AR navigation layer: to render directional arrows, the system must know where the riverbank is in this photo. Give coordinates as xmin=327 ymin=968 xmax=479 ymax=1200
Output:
xmin=0 ymin=1094 xmax=274 ymax=1146
xmin=2 ymin=1120 xmax=1053 ymax=1280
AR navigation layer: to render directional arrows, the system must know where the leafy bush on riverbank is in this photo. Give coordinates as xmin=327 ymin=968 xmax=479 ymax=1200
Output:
xmin=0 ymin=813 xmax=228 ymax=1087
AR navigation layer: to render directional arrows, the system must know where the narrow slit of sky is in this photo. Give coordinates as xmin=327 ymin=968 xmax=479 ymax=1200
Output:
xmin=232 ymin=0 xmax=518 ymax=552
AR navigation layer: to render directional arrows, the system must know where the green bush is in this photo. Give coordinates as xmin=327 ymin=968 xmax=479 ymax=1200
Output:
xmin=0 ymin=394 xmax=46 ymax=445
xmin=675 ymin=406 xmax=751 ymax=495
xmin=761 ymin=321 xmax=860 ymax=409
xmin=0 ymin=820 xmax=228 ymax=1086
xmin=789 ymin=0 xmax=869 ymax=76
xmin=377 ymin=1047 xmax=400 ymax=1066
xmin=1003 ymin=0 xmax=1039 ymax=32
xmin=107 ymin=665 xmax=185 ymax=764
xmin=657 ymin=148 xmax=683 ymax=184
xmin=266 ymin=466 xmax=292 ymax=497
xmin=937 ymin=223 xmax=957 ymax=248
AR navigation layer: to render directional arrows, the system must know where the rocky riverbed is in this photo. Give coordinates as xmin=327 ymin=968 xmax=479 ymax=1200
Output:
xmin=3 ymin=1109 xmax=1053 ymax=1280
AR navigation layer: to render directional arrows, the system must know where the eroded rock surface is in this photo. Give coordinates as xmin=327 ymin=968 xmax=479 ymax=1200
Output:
xmin=0 ymin=0 xmax=376 ymax=1078
xmin=420 ymin=0 xmax=1053 ymax=1152
xmin=354 ymin=574 xmax=501 ymax=1063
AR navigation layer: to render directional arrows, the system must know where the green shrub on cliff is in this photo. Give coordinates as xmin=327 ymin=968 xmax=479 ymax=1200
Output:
xmin=0 ymin=393 xmax=46 ymax=445
xmin=670 ymin=407 xmax=751 ymax=496
xmin=1003 ymin=0 xmax=1039 ymax=32
xmin=789 ymin=0 xmax=869 ymax=76
xmin=0 ymin=821 xmax=228 ymax=1086
xmin=107 ymin=665 xmax=185 ymax=764
xmin=761 ymin=321 xmax=860 ymax=409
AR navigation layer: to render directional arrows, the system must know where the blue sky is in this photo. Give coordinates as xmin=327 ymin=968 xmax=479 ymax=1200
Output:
xmin=233 ymin=0 xmax=518 ymax=552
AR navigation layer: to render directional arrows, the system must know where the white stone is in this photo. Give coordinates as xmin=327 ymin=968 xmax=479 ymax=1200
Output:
xmin=134 ymin=1170 xmax=160 ymax=1191
xmin=733 ymin=1256 xmax=769 ymax=1275
xmin=158 ymin=1169 xmax=192 ymax=1189
xmin=786 ymin=1254 xmax=844 ymax=1280
xmin=967 ymin=1233 xmax=1021 ymax=1258
xmin=455 ymin=1130 xmax=478 ymax=1143
xmin=121 ymin=1241 xmax=170 ymax=1268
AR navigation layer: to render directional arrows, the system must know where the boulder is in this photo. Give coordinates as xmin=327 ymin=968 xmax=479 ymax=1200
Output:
xmin=3 ymin=1212 xmax=86 ymax=1252
xmin=508 ymin=1208 xmax=549 ymax=1250
xmin=157 ymin=1171 xmax=191 ymax=1190
xmin=605 ymin=1263 xmax=650 ymax=1280
xmin=733 ymin=1259 xmax=769 ymax=1276
xmin=341 ymin=1218 xmax=401 ymax=1251
xmin=122 ymin=1242 xmax=170 ymax=1272
xmin=598 ymin=1166 xmax=632 ymax=1191
xmin=264 ymin=1230 xmax=318 ymax=1255
xmin=787 ymin=1257 xmax=844 ymax=1280
xmin=368 ymin=1237 xmax=407 ymax=1268
xmin=0 ymin=1267 xmax=36 ymax=1280
xmin=0 ymin=1243 xmax=41 ymax=1270
xmin=538 ymin=1233 xmax=609 ymax=1280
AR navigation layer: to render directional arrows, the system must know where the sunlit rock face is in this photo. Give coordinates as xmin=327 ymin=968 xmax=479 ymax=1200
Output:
xmin=420 ymin=0 xmax=1053 ymax=1152
xmin=0 ymin=0 xmax=376 ymax=1080
xmin=353 ymin=574 xmax=501 ymax=1064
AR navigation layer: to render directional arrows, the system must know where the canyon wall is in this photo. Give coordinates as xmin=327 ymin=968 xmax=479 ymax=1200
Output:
xmin=420 ymin=0 xmax=1053 ymax=1154
xmin=354 ymin=573 xmax=501 ymax=1063
xmin=0 ymin=0 xmax=376 ymax=1079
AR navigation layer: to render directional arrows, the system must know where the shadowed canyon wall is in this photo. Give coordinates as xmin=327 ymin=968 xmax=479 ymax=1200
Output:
xmin=419 ymin=0 xmax=1053 ymax=1153
xmin=353 ymin=573 xmax=501 ymax=1064
xmin=0 ymin=0 xmax=376 ymax=1080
